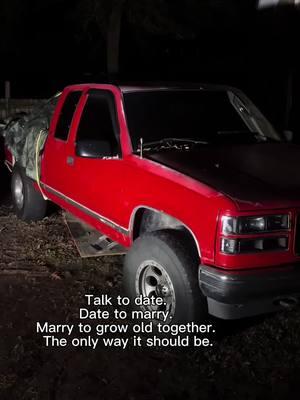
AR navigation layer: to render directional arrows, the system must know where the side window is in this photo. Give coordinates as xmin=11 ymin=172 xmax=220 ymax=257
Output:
xmin=76 ymin=90 xmax=119 ymax=154
xmin=54 ymin=91 xmax=81 ymax=140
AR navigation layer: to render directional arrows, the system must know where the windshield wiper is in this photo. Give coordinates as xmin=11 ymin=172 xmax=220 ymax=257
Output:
xmin=139 ymin=137 xmax=208 ymax=152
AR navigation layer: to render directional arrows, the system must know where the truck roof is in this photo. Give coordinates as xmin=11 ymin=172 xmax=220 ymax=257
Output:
xmin=63 ymin=83 xmax=236 ymax=94
xmin=119 ymin=83 xmax=234 ymax=93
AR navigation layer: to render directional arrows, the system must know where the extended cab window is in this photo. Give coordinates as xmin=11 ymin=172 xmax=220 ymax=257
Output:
xmin=76 ymin=90 xmax=119 ymax=156
xmin=54 ymin=91 xmax=81 ymax=140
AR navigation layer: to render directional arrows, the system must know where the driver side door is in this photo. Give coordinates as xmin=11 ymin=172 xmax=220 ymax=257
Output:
xmin=65 ymin=88 xmax=127 ymax=237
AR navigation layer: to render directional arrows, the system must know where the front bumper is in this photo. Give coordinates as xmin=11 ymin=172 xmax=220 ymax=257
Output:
xmin=199 ymin=263 xmax=300 ymax=319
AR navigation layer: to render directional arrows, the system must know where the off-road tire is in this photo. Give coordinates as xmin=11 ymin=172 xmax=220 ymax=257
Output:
xmin=11 ymin=165 xmax=47 ymax=221
xmin=123 ymin=229 xmax=207 ymax=324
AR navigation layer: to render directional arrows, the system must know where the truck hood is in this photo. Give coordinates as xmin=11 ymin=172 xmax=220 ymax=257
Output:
xmin=146 ymin=143 xmax=300 ymax=211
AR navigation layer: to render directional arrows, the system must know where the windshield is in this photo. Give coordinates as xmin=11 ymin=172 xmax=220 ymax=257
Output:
xmin=123 ymin=89 xmax=281 ymax=152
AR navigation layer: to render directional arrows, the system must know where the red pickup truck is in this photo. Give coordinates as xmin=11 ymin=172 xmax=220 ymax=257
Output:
xmin=2 ymin=83 xmax=300 ymax=323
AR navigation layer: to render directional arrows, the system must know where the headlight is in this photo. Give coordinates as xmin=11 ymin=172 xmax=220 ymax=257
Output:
xmin=222 ymin=214 xmax=289 ymax=235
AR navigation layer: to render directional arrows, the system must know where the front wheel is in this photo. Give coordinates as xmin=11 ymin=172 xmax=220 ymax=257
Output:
xmin=11 ymin=165 xmax=47 ymax=221
xmin=123 ymin=229 xmax=207 ymax=324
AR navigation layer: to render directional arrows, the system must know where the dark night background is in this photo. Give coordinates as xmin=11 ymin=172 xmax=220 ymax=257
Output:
xmin=2 ymin=2 xmax=300 ymax=399
xmin=0 ymin=0 xmax=300 ymax=400
xmin=0 ymin=0 xmax=299 ymax=135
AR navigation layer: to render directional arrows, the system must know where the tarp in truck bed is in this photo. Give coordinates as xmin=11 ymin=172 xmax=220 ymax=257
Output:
xmin=0 ymin=93 xmax=61 ymax=180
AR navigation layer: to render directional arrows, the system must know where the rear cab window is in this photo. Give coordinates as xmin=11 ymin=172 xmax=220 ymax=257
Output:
xmin=54 ymin=91 xmax=82 ymax=141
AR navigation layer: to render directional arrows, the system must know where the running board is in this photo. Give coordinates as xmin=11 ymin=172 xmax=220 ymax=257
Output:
xmin=63 ymin=213 xmax=127 ymax=258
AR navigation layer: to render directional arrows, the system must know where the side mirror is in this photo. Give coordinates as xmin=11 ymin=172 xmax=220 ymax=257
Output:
xmin=283 ymin=130 xmax=293 ymax=142
xmin=76 ymin=139 xmax=112 ymax=158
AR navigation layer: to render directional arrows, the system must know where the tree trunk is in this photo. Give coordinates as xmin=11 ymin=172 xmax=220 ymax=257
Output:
xmin=107 ymin=0 xmax=126 ymax=78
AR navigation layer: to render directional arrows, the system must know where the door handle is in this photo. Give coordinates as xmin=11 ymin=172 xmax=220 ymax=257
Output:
xmin=66 ymin=156 xmax=74 ymax=166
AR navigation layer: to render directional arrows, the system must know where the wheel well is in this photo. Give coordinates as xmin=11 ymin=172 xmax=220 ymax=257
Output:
xmin=132 ymin=208 xmax=200 ymax=259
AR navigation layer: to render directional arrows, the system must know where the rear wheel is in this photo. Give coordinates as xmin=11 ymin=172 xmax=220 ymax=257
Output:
xmin=11 ymin=165 xmax=47 ymax=221
xmin=124 ymin=229 xmax=207 ymax=324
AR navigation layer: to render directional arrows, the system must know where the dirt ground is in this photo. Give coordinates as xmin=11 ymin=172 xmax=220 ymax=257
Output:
xmin=1 ymin=167 xmax=300 ymax=400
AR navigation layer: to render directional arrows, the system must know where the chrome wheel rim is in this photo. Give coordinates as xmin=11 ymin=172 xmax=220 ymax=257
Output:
xmin=136 ymin=260 xmax=176 ymax=322
xmin=13 ymin=174 xmax=24 ymax=209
